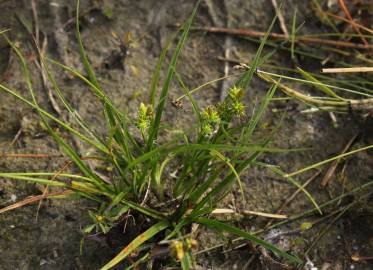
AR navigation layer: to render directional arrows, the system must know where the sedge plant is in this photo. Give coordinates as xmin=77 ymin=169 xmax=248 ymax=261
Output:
xmin=0 ymin=1 xmax=317 ymax=269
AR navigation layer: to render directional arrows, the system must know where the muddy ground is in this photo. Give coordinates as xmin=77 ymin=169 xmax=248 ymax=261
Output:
xmin=0 ymin=0 xmax=372 ymax=269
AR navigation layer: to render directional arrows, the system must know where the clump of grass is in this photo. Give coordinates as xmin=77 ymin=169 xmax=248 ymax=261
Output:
xmin=5 ymin=1 xmax=369 ymax=269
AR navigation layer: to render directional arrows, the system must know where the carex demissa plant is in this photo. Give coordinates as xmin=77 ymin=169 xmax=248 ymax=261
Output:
xmin=0 ymin=0 xmax=345 ymax=269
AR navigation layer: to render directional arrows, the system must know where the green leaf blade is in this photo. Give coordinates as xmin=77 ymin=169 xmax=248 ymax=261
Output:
xmin=195 ymin=217 xmax=303 ymax=265
xmin=100 ymin=220 xmax=169 ymax=270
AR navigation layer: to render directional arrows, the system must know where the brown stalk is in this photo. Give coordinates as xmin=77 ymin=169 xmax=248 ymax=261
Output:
xmin=270 ymin=0 xmax=289 ymax=37
xmin=325 ymin=11 xmax=373 ymax=34
xmin=190 ymin=26 xmax=373 ymax=49
xmin=338 ymin=0 xmax=369 ymax=46
xmin=211 ymin=208 xmax=288 ymax=219
xmin=0 ymin=153 xmax=62 ymax=158
xmin=35 ymin=155 xmax=75 ymax=220
xmin=0 ymin=190 xmax=73 ymax=214
xmin=320 ymin=133 xmax=359 ymax=188
xmin=351 ymin=254 xmax=373 ymax=262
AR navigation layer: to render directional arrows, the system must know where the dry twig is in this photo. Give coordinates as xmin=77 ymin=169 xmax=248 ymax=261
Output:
xmin=0 ymin=153 xmax=61 ymax=158
xmin=337 ymin=0 xmax=369 ymax=46
xmin=322 ymin=67 xmax=373 ymax=73
xmin=325 ymin=11 xmax=373 ymax=34
xmin=320 ymin=133 xmax=359 ymax=188
xmin=270 ymin=0 xmax=289 ymax=37
xmin=211 ymin=208 xmax=288 ymax=219
xmin=0 ymin=190 xmax=72 ymax=214
xmin=190 ymin=26 xmax=373 ymax=49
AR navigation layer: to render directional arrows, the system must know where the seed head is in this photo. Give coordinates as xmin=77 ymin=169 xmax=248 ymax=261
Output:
xmin=202 ymin=105 xmax=220 ymax=124
xmin=228 ymin=85 xmax=243 ymax=101
xmin=136 ymin=102 xmax=153 ymax=132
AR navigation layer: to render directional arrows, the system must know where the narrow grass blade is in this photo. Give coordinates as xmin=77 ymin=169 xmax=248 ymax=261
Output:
xmin=100 ymin=220 xmax=169 ymax=270
xmin=0 ymin=81 xmax=108 ymax=153
xmin=290 ymin=8 xmax=297 ymax=59
xmin=168 ymin=141 xmax=272 ymax=239
xmin=76 ymin=0 xmax=100 ymax=89
xmin=243 ymin=81 xmax=278 ymax=140
xmin=187 ymin=169 xmax=223 ymax=205
xmin=181 ymin=251 xmax=193 ymax=270
xmin=311 ymin=0 xmax=339 ymax=33
xmin=174 ymin=70 xmax=202 ymax=124
xmin=0 ymin=172 xmax=94 ymax=182
xmin=237 ymin=14 xmax=278 ymax=90
xmin=0 ymin=173 xmax=103 ymax=203
xmin=75 ymin=0 xmax=138 ymax=158
xmin=47 ymin=58 xmax=140 ymax=152
xmin=121 ymin=199 xmax=166 ymax=220
xmin=147 ymin=0 xmax=201 ymax=149
xmin=70 ymin=181 xmax=110 ymax=196
xmin=285 ymin=144 xmax=373 ymax=178
xmin=0 ymin=173 xmax=68 ymax=187
xmin=36 ymin=44 xmax=102 ymax=144
xmin=47 ymin=58 xmax=110 ymax=105
xmin=267 ymin=180 xmax=373 ymax=231
xmin=259 ymin=70 xmax=372 ymax=98
xmin=126 ymin=143 xmax=301 ymax=171
xmin=0 ymin=36 xmax=109 ymax=154
xmin=0 ymin=29 xmax=10 ymax=35
xmin=297 ymin=67 xmax=345 ymax=100
xmin=153 ymin=155 xmax=174 ymax=199
xmin=195 ymin=217 xmax=303 ymax=265
xmin=188 ymin=144 xmax=270 ymax=216
xmin=104 ymin=105 xmax=132 ymax=161
xmin=263 ymin=164 xmax=322 ymax=214
xmin=210 ymin=149 xmax=245 ymax=201
xmin=124 ymin=254 xmax=149 ymax=270
xmin=104 ymin=191 xmax=128 ymax=214
xmin=149 ymin=31 xmax=179 ymax=106
xmin=5 ymin=36 xmax=111 ymax=193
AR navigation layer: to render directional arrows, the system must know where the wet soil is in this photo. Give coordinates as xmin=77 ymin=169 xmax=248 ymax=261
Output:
xmin=0 ymin=0 xmax=372 ymax=269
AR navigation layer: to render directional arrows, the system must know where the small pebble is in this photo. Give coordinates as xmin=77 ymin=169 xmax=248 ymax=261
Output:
xmin=10 ymin=194 xmax=17 ymax=202
xmin=53 ymin=249 xmax=58 ymax=258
